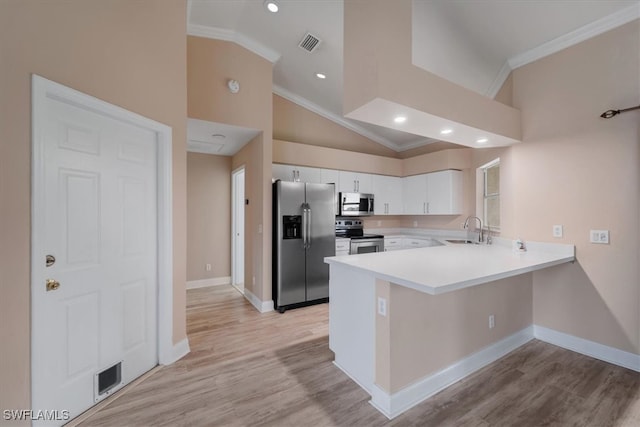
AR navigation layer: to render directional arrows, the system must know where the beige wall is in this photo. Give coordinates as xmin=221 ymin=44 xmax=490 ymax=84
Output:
xmin=274 ymin=95 xmax=399 ymax=157
xmin=0 ymin=0 xmax=187 ymax=414
xmin=188 ymin=36 xmax=273 ymax=301
xmin=509 ymin=20 xmax=640 ymax=354
xmin=396 ymin=142 xmax=466 ymax=159
xmin=376 ymin=275 xmax=533 ymax=393
xmin=494 ymin=72 xmax=514 ymax=107
xmin=187 ymin=153 xmax=232 ymax=282
xmin=273 ymin=139 xmax=403 ymax=175
xmin=343 ymin=0 xmax=521 ymax=144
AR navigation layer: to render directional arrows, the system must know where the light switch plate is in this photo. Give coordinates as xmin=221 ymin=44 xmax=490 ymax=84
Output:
xmin=377 ymin=297 xmax=387 ymax=316
xmin=553 ymin=225 xmax=563 ymax=238
xmin=590 ymin=229 xmax=609 ymax=244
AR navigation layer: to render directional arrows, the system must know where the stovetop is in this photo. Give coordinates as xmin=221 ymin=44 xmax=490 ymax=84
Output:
xmin=349 ymin=233 xmax=384 ymax=240
xmin=335 ymin=217 xmax=383 ymax=240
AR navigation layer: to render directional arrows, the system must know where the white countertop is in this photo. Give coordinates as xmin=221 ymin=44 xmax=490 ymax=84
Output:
xmin=324 ymin=237 xmax=575 ymax=295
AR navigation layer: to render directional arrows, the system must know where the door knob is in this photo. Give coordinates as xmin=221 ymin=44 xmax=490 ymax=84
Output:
xmin=46 ymin=279 xmax=60 ymax=292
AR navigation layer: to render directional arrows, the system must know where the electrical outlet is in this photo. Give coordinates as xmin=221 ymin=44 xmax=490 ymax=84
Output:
xmin=205 ymin=263 xmax=212 ymax=271
xmin=552 ymin=225 xmax=563 ymax=238
xmin=413 ymin=221 xmax=418 ymax=227
xmin=258 ymin=224 xmax=263 ymax=234
xmin=489 ymin=314 xmax=495 ymax=329
xmin=377 ymin=297 xmax=387 ymax=316
xmin=252 ymin=276 xmax=256 ymax=286
xmin=377 ymin=220 xmax=382 ymax=227
xmin=590 ymin=229 xmax=609 ymax=244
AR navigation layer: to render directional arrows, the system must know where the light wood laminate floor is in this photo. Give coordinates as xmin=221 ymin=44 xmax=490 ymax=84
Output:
xmin=79 ymin=285 xmax=639 ymax=426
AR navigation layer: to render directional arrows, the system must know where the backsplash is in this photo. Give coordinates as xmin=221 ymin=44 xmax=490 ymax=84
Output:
xmin=362 ymin=215 xmax=467 ymax=231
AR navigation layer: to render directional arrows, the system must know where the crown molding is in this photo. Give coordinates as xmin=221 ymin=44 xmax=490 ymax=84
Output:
xmin=273 ymin=85 xmax=405 ymax=152
xmin=485 ymin=60 xmax=512 ymax=99
xmin=395 ymin=138 xmax=436 ymax=152
xmin=187 ymin=24 xmax=282 ymax=64
xmin=508 ymin=3 xmax=640 ymax=70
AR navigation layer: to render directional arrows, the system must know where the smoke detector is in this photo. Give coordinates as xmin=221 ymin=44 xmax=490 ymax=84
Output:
xmin=298 ymin=32 xmax=322 ymax=53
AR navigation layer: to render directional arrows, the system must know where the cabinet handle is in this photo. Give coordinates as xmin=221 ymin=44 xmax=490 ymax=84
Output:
xmin=423 ymin=202 xmax=426 ymax=213
xmin=426 ymin=202 xmax=430 ymax=213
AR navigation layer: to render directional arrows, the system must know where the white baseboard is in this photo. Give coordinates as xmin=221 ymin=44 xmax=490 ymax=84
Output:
xmin=534 ymin=325 xmax=640 ymax=372
xmin=161 ymin=337 xmax=190 ymax=365
xmin=244 ymin=288 xmax=274 ymax=313
xmin=370 ymin=326 xmax=534 ymax=419
xmin=186 ymin=276 xmax=231 ymax=290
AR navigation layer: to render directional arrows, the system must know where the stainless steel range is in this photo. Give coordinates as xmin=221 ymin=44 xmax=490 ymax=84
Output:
xmin=335 ymin=218 xmax=384 ymax=255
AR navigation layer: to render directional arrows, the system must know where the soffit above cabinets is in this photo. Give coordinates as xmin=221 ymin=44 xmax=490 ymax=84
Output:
xmin=187 ymin=0 xmax=639 ymax=153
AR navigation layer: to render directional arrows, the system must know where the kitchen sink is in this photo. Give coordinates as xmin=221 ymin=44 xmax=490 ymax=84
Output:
xmin=445 ymin=239 xmax=477 ymax=244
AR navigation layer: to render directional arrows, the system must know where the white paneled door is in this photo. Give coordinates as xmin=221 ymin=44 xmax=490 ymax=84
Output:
xmin=32 ymin=77 xmax=159 ymax=424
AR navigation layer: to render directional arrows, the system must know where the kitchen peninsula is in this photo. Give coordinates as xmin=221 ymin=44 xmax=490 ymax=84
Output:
xmin=324 ymin=238 xmax=574 ymax=419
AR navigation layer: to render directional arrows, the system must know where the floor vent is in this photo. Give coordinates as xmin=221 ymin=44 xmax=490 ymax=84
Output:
xmin=298 ymin=32 xmax=322 ymax=53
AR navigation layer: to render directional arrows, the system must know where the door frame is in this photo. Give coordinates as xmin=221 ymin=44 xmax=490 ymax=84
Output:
xmin=231 ymin=165 xmax=245 ymax=294
xmin=30 ymin=76 xmax=176 ymax=390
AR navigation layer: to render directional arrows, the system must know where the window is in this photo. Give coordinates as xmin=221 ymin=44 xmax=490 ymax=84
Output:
xmin=481 ymin=159 xmax=500 ymax=230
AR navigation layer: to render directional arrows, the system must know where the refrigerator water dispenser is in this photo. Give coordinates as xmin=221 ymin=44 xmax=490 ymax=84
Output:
xmin=283 ymin=215 xmax=302 ymax=239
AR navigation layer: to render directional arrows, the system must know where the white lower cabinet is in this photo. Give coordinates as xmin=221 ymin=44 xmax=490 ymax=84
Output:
xmin=404 ymin=238 xmax=429 ymax=249
xmin=384 ymin=236 xmax=442 ymax=251
xmin=336 ymin=238 xmax=350 ymax=256
xmin=383 ymin=237 xmax=403 ymax=252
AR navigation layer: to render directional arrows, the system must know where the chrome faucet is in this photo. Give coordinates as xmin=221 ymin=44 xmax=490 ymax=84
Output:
xmin=464 ymin=216 xmax=483 ymax=243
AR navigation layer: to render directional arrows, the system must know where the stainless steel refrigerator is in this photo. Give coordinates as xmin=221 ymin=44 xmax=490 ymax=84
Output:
xmin=272 ymin=181 xmax=335 ymax=313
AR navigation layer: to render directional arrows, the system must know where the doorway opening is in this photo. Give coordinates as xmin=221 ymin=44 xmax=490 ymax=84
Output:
xmin=232 ymin=166 xmax=245 ymax=294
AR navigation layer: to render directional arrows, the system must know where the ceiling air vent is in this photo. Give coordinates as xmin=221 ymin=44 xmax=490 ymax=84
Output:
xmin=298 ymin=32 xmax=322 ymax=53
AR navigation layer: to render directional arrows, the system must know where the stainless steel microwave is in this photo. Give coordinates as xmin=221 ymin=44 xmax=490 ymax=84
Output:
xmin=339 ymin=192 xmax=374 ymax=216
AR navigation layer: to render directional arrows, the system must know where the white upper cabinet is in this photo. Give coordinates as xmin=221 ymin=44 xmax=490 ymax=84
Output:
xmin=320 ymin=169 xmax=340 ymax=215
xmin=320 ymin=169 xmax=340 ymax=186
xmin=338 ymin=171 xmax=373 ymax=194
xmin=402 ymin=170 xmax=462 ymax=215
xmin=402 ymin=174 xmax=428 ymax=214
xmin=426 ymin=170 xmax=462 ymax=214
xmin=373 ymin=175 xmax=403 ymax=215
xmin=273 ymin=163 xmax=461 ymax=216
xmin=272 ymin=164 xmax=321 ymax=183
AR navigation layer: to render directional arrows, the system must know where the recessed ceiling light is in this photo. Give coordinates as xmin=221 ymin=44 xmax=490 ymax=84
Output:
xmin=315 ymin=73 xmax=326 ymax=79
xmin=394 ymin=116 xmax=407 ymax=124
xmin=476 ymin=137 xmax=489 ymax=144
xmin=264 ymin=1 xmax=279 ymax=13
xmin=440 ymin=128 xmax=453 ymax=135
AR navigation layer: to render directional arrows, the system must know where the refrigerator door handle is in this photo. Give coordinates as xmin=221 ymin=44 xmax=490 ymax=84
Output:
xmin=306 ymin=205 xmax=312 ymax=248
xmin=301 ymin=203 xmax=307 ymax=249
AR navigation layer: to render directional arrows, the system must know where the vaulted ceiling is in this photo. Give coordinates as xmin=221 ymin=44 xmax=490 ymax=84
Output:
xmin=187 ymin=0 xmax=639 ymax=154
